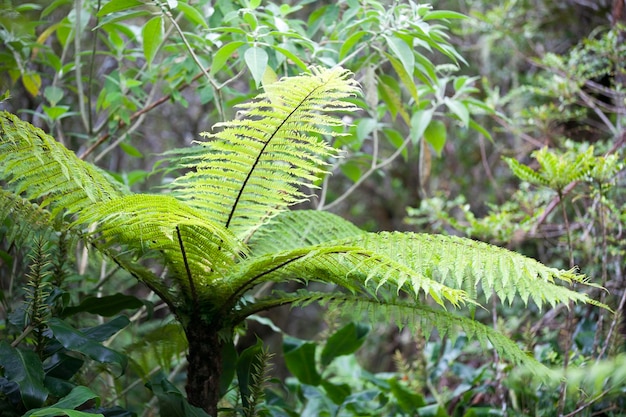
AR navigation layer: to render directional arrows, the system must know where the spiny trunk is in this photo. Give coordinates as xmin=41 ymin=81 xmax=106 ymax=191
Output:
xmin=185 ymin=319 xmax=224 ymax=416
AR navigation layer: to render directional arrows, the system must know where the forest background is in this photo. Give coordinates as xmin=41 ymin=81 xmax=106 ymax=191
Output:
xmin=1 ymin=0 xmax=625 ymax=416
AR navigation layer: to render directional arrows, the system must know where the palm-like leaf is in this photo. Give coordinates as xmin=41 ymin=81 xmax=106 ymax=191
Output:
xmin=167 ymin=67 xmax=359 ymax=240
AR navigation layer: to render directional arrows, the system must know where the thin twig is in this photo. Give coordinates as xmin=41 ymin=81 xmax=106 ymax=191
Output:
xmin=319 ymin=135 xmax=412 ymax=211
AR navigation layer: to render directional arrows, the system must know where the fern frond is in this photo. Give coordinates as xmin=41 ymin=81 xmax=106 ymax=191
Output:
xmin=219 ymin=242 xmax=470 ymax=313
xmin=0 ymin=112 xmax=125 ymax=216
xmin=167 ymin=67 xmax=360 ymax=240
xmin=0 ymin=190 xmax=58 ymax=246
xmin=319 ymin=293 xmax=550 ymax=378
xmin=248 ymin=210 xmax=366 ymax=255
xmin=351 ymin=232 xmax=596 ymax=309
xmin=246 ymin=290 xmax=549 ymax=378
xmin=77 ymin=194 xmax=246 ymax=302
xmin=504 ymin=147 xmax=595 ymax=191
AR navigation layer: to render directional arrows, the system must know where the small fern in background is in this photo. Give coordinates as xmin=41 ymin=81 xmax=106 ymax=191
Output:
xmin=0 ymin=67 xmax=607 ymax=415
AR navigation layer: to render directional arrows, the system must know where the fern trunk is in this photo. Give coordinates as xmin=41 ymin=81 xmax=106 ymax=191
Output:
xmin=184 ymin=319 xmax=224 ymax=416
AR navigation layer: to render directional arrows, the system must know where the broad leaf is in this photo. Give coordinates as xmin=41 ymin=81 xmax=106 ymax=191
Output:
xmin=283 ymin=336 xmax=321 ymax=386
xmin=0 ymin=342 xmax=48 ymax=409
xmin=48 ymin=318 xmax=128 ymax=370
xmin=321 ymin=322 xmax=369 ymax=366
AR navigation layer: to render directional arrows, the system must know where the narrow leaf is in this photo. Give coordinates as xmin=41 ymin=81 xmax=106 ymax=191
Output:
xmin=176 ymin=2 xmax=208 ymax=28
xmin=142 ymin=16 xmax=163 ymax=67
xmin=210 ymin=41 xmax=245 ymax=75
xmin=384 ymin=36 xmax=414 ymax=77
xmin=61 ymin=294 xmax=144 ymax=317
xmin=97 ymin=0 xmax=143 ymax=16
xmin=444 ymin=97 xmax=469 ymax=127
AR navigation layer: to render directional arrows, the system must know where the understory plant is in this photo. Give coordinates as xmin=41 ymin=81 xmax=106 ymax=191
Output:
xmin=0 ymin=66 xmax=604 ymax=416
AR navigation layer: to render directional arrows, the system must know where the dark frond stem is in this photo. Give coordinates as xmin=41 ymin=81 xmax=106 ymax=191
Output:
xmin=219 ymin=254 xmax=309 ymax=314
xmin=176 ymin=226 xmax=198 ymax=311
xmin=224 ymin=84 xmax=321 ymax=230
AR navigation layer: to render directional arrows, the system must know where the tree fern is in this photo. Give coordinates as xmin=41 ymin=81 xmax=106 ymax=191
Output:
xmin=0 ymin=67 xmax=606 ymax=415
xmin=167 ymin=66 xmax=359 ymax=240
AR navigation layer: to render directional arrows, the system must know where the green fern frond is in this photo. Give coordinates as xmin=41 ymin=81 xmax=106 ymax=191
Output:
xmin=261 ymin=290 xmax=549 ymax=377
xmin=503 ymin=157 xmax=549 ymax=187
xmin=221 ymin=241 xmax=470 ymax=312
xmin=248 ymin=210 xmax=366 ymax=255
xmin=167 ymin=67 xmax=360 ymax=240
xmin=504 ymin=146 xmax=595 ymax=191
xmin=351 ymin=232 xmax=595 ymax=309
xmin=77 ymin=194 xmax=246 ymax=301
xmin=0 ymin=112 xmax=125 ymax=216
xmin=0 ymin=190 xmax=57 ymax=246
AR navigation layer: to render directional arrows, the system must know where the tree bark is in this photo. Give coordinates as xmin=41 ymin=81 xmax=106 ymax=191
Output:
xmin=184 ymin=319 xmax=224 ymax=416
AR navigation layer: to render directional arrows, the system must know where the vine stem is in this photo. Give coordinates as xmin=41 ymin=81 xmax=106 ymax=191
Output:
xmin=318 ymin=134 xmax=412 ymax=211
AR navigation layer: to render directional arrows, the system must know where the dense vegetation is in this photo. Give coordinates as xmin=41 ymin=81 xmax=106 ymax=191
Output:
xmin=0 ymin=0 xmax=625 ymax=416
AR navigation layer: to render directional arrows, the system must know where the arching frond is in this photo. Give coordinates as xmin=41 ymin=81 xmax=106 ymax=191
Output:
xmin=77 ymin=194 xmax=246 ymax=302
xmin=218 ymin=242 xmax=470 ymax=313
xmin=167 ymin=67 xmax=360 ymax=240
xmin=248 ymin=210 xmax=366 ymax=255
xmin=0 ymin=112 xmax=125 ymax=216
xmin=234 ymin=290 xmax=549 ymax=377
xmin=351 ymin=232 xmax=597 ymax=309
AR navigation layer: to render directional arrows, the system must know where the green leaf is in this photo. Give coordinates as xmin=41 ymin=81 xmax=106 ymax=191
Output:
xmin=388 ymin=378 xmax=425 ymax=412
xmin=147 ymin=372 xmax=210 ymax=417
xmin=340 ymin=160 xmax=362 ymax=183
xmin=22 ymin=72 xmax=42 ymax=96
xmin=43 ymin=105 xmax=70 ymax=120
xmin=48 ymin=318 xmax=128 ymax=369
xmin=339 ymin=30 xmax=367 ymax=60
xmin=283 ymin=336 xmax=321 ymax=386
xmin=25 ymin=409 xmax=104 ymax=417
xmin=24 ymin=386 xmax=100 ymax=417
xmin=120 ymin=141 xmax=144 ymax=158
xmin=384 ymin=36 xmax=414 ymax=77
xmin=384 ymin=52 xmax=419 ymax=105
xmin=245 ymin=46 xmax=269 ymax=89
xmin=0 ymin=341 xmax=48 ymax=409
xmin=220 ymin=341 xmax=238 ymax=396
xmin=44 ymin=86 xmax=64 ymax=106
xmin=321 ymin=322 xmax=369 ymax=366
xmin=271 ymin=45 xmax=308 ymax=71
xmin=61 ymin=293 xmax=144 ymax=317
xmin=176 ymin=2 xmax=208 ymax=28
xmin=383 ymin=128 xmax=408 ymax=161
xmin=97 ymin=0 xmax=143 ymax=16
xmin=83 ymin=316 xmax=131 ymax=342
xmin=321 ymin=380 xmax=351 ymax=405
xmin=444 ymin=97 xmax=469 ymax=127
xmin=210 ymin=41 xmax=245 ymax=75
xmin=424 ymin=120 xmax=446 ymax=157
xmin=410 ymin=109 xmax=433 ymax=144
xmin=142 ymin=16 xmax=163 ymax=66
xmin=422 ymin=10 xmax=467 ymax=21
